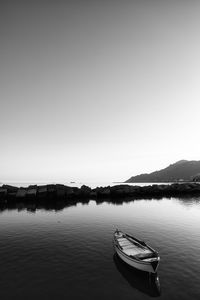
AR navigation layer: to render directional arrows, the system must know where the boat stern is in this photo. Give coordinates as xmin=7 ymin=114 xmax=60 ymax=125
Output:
xmin=151 ymin=257 xmax=160 ymax=273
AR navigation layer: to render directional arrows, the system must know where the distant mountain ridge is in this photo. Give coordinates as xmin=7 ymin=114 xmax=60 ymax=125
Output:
xmin=125 ymin=160 xmax=200 ymax=183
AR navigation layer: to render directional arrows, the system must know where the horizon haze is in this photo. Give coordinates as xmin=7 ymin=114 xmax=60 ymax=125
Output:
xmin=1 ymin=0 xmax=200 ymax=183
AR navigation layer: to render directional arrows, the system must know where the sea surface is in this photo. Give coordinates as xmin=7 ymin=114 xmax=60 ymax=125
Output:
xmin=0 ymin=191 xmax=200 ymax=299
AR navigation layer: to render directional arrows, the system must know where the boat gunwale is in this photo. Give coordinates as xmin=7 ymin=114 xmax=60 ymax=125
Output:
xmin=113 ymin=232 xmax=160 ymax=265
xmin=125 ymin=233 xmax=159 ymax=256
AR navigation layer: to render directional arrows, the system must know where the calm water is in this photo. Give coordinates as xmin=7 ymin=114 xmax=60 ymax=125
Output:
xmin=0 ymin=196 xmax=200 ymax=299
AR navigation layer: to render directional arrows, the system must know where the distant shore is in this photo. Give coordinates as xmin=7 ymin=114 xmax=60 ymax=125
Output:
xmin=1 ymin=182 xmax=200 ymax=203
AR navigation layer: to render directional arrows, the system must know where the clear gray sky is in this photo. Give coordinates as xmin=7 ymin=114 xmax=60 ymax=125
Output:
xmin=1 ymin=0 xmax=200 ymax=182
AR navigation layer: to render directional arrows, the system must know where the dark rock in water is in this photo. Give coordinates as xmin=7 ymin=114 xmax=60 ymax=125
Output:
xmin=27 ymin=186 xmax=37 ymax=198
xmin=26 ymin=203 xmax=37 ymax=212
xmin=110 ymin=185 xmax=136 ymax=196
xmin=65 ymin=186 xmax=74 ymax=197
xmin=37 ymin=185 xmax=47 ymax=198
xmin=0 ymin=188 xmax=7 ymax=200
xmin=1 ymin=182 xmax=200 ymax=204
xmin=1 ymin=185 xmax=18 ymax=199
xmin=16 ymin=188 xmax=27 ymax=198
xmin=72 ymin=187 xmax=82 ymax=197
xmin=28 ymin=185 xmax=38 ymax=189
xmin=90 ymin=190 xmax=97 ymax=198
xmin=56 ymin=184 xmax=66 ymax=198
xmin=109 ymin=183 xmax=200 ymax=198
xmin=1 ymin=181 xmax=200 ymax=214
xmin=2 ymin=185 xmax=18 ymax=193
xmin=93 ymin=186 xmax=111 ymax=197
xmin=80 ymin=185 xmax=91 ymax=197
xmin=47 ymin=184 xmax=56 ymax=198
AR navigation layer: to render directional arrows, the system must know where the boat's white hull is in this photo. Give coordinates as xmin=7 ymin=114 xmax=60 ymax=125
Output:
xmin=115 ymin=245 xmax=158 ymax=273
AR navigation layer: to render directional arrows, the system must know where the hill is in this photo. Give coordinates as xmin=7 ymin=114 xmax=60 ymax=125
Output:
xmin=125 ymin=160 xmax=200 ymax=183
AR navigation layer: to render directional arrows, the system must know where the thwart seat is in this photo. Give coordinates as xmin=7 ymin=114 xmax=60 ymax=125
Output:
xmin=117 ymin=236 xmax=153 ymax=258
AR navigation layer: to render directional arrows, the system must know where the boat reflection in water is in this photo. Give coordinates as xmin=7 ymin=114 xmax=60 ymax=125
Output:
xmin=113 ymin=253 xmax=161 ymax=297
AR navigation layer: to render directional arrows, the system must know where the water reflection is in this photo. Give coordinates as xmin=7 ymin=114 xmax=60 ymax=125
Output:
xmin=113 ymin=253 xmax=161 ymax=297
xmin=175 ymin=196 xmax=200 ymax=207
xmin=0 ymin=199 xmax=89 ymax=213
xmin=1 ymin=195 xmax=200 ymax=299
xmin=1 ymin=195 xmax=200 ymax=213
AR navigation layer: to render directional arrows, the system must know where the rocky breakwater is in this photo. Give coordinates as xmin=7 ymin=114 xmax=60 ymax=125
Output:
xmin=1 ymin=183 xmax=200 ymax=204
xmin=109 ymin=183 xmax=200 ymax=198
xmin=0 ymin=184 xmax=92 ymax=202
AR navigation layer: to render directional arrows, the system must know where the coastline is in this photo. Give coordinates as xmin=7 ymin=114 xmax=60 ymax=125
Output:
xmin=1 ymin=182 xmax=200 ymax=203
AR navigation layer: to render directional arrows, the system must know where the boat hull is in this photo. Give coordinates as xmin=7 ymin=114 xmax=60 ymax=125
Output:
xmin=114 ymin=244 xmax=159 ymax=273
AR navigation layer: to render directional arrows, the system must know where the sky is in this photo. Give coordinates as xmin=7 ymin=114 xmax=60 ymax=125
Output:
xmin=1 ymin=0 xmax=200 ymax=183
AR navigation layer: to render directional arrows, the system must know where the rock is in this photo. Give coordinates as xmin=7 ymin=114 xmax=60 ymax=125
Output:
xmin=1 ymin=182 xmax=200 ymax=204
xmin=72 ymin=187 xmax=82 ymax=197
xmin=0 ymin=188 xmax=7 ymax=200
xmin=90 ymin=190 xmax=97 ymax=198
xmin=94 ymin=186 xmax=110 ymax=197
xmin=16 ymin=188 xmax=27 ymax=198
xmin=110 ymin=185 xmax=134 ymax=196
xmin=2 ymin=185 xmax=18 ymax=198
xmin=47 ymin=184 xmax=57 ymax=198
xmin=37 ymin=185 xmax=47 ymax=198
xmin=2 ymin=185 xmax=18 ymax=193
xmin=65 ymin=186 xmax=74 ymax=197
xmin=26 ymin=203 xmax=36 ymax=212
xmin=27 ymin=186 xmax=37 ymax=198
xmin=80 ymin=185 xmax=91 ymax=197
xmin=56 ymin=184 xmax=66 ymax=198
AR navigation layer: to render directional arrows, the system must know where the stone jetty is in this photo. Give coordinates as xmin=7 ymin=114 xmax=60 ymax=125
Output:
xmin=1 ymin=183 xmax=200 ymax=203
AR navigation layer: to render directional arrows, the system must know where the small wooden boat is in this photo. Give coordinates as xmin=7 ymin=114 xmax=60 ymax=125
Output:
xmin=113 ymin=229 xmax=160 ymax=273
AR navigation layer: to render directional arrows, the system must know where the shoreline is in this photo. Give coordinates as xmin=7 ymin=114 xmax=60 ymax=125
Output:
xmin=1 ymin=182 xmax=200 ymax=213
xmin=1 ymin=182 xmax=200 ymax=202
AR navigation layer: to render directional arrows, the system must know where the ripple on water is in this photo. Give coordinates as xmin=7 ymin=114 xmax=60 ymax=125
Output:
xmin=0 ymin=197 xmax=200 ymax=299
